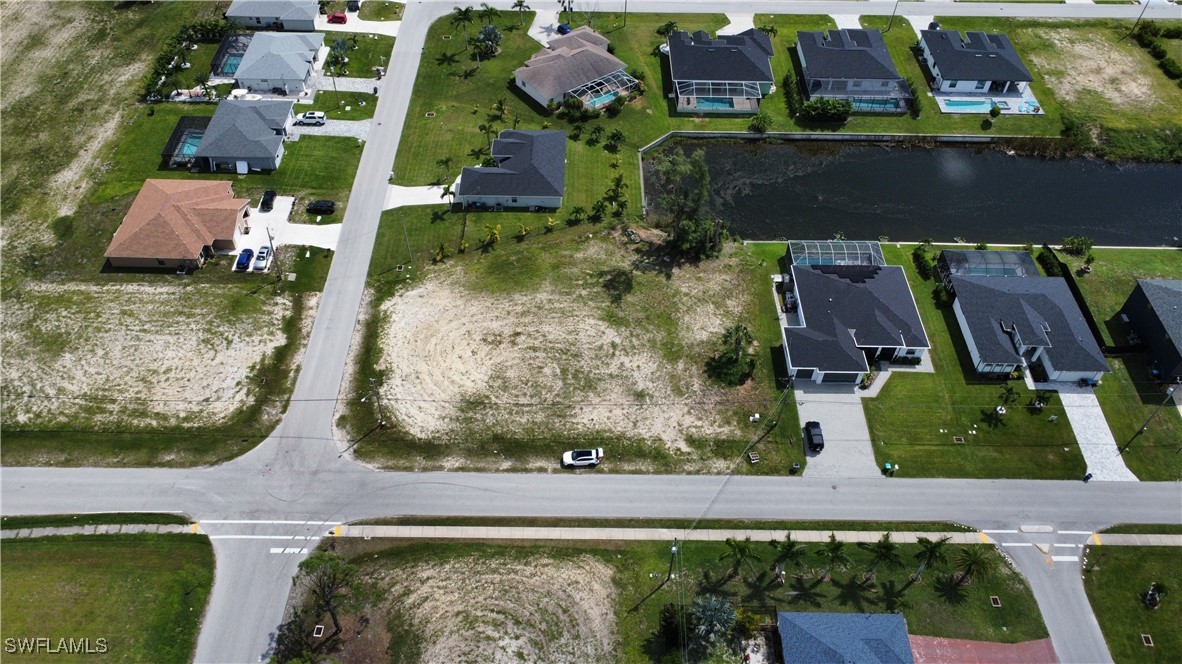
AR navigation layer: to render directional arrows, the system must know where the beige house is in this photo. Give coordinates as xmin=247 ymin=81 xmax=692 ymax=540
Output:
xmin=104 ymin=179 xmax=251 ymax=270
xmin=514 ymin=27 xmax=637 ymax=109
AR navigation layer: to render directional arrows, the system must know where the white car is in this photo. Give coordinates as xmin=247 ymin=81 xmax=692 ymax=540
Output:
xmin=561 ymin=448 xmax=603 ymax=468
xmin=254 ymin=246 xmax=270 ymax=271
xmin=294 ymin=111 xmax=326 ymax=126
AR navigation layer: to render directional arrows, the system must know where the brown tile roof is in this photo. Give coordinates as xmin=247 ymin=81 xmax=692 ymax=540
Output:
xmin=105 ymin=179 xmax=248 ymax=261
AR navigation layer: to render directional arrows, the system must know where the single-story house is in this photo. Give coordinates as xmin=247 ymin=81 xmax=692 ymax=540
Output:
xmin=795 ymin=29 xmax=912 ymax=112
xmin=1120 ymin=279 xmax=1182 ymax=382
xmin=918 ymin=29 xmax=1033 ymax=95
xmin=777 ymin=612 xmax=915 ymax=664
xmin=667 ymin=28 xmax=775 ymax=114
xmin=105 ymin=179 xmax=250 ymax=270
xmin=950 ymin=274 xmax=1110 ymax=383
xmin=234 ymin=32 xmax=324 ymax=95
xmin=194 ymin=99 xmax=294 ymax=173
xmin=455 ymin=130 xmax=566 ymax=209
xmin=514 ymin=27 xmax=637 ymax=109
xmin=937 ymin=249 xmax=1039 ymax=292
xmin=779 ymin=240 xmax=930 ymax=384
xmin=225 ymin=0 xmax=319 ymax=31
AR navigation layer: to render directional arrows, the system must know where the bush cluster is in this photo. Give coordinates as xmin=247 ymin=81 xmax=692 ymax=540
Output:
xmin=799 ymin=98 xmax=852 ymax=123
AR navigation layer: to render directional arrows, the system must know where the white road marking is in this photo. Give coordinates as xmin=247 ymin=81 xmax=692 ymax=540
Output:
xmin=200 ymin=520 xmax=321 ymax=525
xmin=983 ymin=529 xmax=1019 ymax=534
xmin=1059 ymin=530 xmax=1093 ymax=535
xmin=1051 ymin=555 xmax=1080 ymax=561
xmin=1002 ymin=542 xmax=1034 ymax=547
xmin=208 ymin=535 xmax=321 ymax=540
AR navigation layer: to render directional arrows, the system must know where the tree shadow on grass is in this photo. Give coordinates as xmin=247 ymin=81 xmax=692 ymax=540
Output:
xmin=832 ymin=575 xmax=878 ymax=612
xmin=934 ymin=574 xmax=969 ymax=606
xmin=784 ymin=576 xmax=825 ymax=608
xmin=879 ymin=579 xmax=910 ymax=613
xmin=598 ymin=267 xmax=634 ymax=306
xmin=739 ymin=570 xmax=782 ymax=604
xmin=435 ymin=51 xmax=460 ymax=67
xmin=980 ymin=409 xmax=1006 ymax=430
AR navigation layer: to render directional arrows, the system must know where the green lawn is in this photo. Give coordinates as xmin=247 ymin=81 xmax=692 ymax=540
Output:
xmin=864 ymin=245 xmax=1085 ymax=479
xmin=1094 ymin=355 xmax=1182 ymax=481
xmin=322 ymin=31 xmax=394 ymax=75
xmin=0 ymin=535 xmax=213 ymax=664
xmin=358 ymin=0 xmax=402 ymax=21
xmin=1101 ymin=524 xmax=1182 ymax=535
xmin=1084 ymin=546 xmax=1182 ymax=663
xmin=1068 ymin=248 xmax=1182 ymax=346
xmin=1 ymin=513 xmax=190 ymax=530
xmin=339 ymin=538 xmax=1045 ymax=663
xmin=178 ymin=43 xmax=219 ymax=90
xmin=343 ymin=207 xmax=802 ymax=473
xmin=299 ymin=90 xmax=377 ymax=119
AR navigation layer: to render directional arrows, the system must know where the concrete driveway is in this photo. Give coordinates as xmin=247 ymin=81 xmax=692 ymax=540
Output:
xmin=315 ymin=13 xmax=400 ymax=37
xmin=289 ymin=118 xmax=372 ymax=139
xmin=795 ymin=384 xmax=881 ymax=478
xmin=248 ymin=195 xmax=341 ymax=251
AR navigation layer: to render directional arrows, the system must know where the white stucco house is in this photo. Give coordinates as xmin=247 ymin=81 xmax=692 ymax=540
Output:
xmin=225 ymin=0 xmax=320 ymax=31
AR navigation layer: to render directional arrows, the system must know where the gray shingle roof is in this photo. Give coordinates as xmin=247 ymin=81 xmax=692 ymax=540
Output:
xmin=226 ymin=0 xmax=319 ymax=23
xmin=784 ymin=264 xmax=930 ymax=372
xmin=777 ymin=612 xmax=915 ymax=664
xmin=515 ymin=28 xmax=628 ymax=101
xmin=236 ymin=32 xmax=323 ymax=82
xmin=194 ymin=99 xmax=293 ymax=160
xmin=797 ymin=29 xmax=901 ymax=81
xmin=457 ymin=130 xmax=566 ymax=198
xmin=951 ymin=275 xmax=1109 ymax=373
xmin=667 ymin=29 xmax=774 ymax=83
xmin=1138 ymin=278 xmax=1182 ymax=353
xmin=921 ymin=29 xmax=1033 ymax=82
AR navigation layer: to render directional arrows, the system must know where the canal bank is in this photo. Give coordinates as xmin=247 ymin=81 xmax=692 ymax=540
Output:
xmin=639 ymin=134 xmax=1182 ymax=247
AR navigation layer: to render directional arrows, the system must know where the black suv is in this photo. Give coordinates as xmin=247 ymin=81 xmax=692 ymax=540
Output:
xmin=805 ymin=421 xmax=825 ymax=452
xmin=260 ymin=190 xmax=277 ymax=212
xmin=306 ymin=200 xmax=336 ymax=215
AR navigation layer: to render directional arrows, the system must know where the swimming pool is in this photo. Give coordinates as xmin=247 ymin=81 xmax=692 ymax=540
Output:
xmin=943 ymin=98 xmax=995 ymax=112
xmin=587 ymin=91 xmax=618 ymax=108
xmin=221 ymin=53 xmax=243 ymax=76
xmin=696 ymin=97 xmax=735 ymax=110
xmin=178 ymin=132 xmax=203 ymax=157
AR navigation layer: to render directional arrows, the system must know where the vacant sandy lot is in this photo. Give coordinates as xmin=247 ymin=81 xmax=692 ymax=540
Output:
xmin=1 ymin=283 xmax=311 ymax=428
xmin=376 ymin=241 xmax=752 ymax=451
xmin=1035 ymin=30 xmax=1156 ymax=108
xmin=364 ymin=554 xmax=617 ymax=664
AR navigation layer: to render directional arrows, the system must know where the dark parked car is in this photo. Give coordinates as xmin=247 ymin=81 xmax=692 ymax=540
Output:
xmin=306 ymin=200 xmax=336 ymax=215
xmin=260 ymin=190 xmax=277 ymax=212
xmin=235 ymin=248 xmax=255 ymax=272
xmin=805 ymin=421 xmax=825 ymax=452
xmin=556 ymin=23 xmax=572 ymax=35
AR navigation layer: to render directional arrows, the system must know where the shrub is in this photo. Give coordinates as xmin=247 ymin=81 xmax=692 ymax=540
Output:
xmin=628 ymin=67 xmax=646 ymax=82
xmin=604 ymin=94 xmax=627 ymax=117
xmin=1162 ymin=25 xmax=1182 ymax=39
xmin=783 ymin=70 xmax=803 ymax=116
xmin=989 ymin=104 xmax=1002 ymax=118
xmin=1037 ymin=247 xmax=1063 ymax=276
xmin=799 ymin=98 xmax=852 ymax=123
xmin=1137 ymin=21 xmax=1162 ymax=38
xmin=734 ymin=609 xmax=762 ymax=638
xmin=1160 ymin=57 xmax=1182 ymax=80
xmin=1061 ymin=235 xmax=1094 ymax=256
xmin=905 ymin=77 xmax=923 ymax=119
xmin=911 ymin=245 xmax=936 ymax=280
xmin=1148 ymin=40 xmax=1167 ymax=60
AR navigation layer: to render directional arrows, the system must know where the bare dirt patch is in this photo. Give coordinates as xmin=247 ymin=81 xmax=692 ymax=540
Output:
xmin=365 ymin=554 xmax=617 ymax=664
xmin=1 ymin=283 xmax=305 ymax=428
xmin=376 ymin=244 xmax=749 ymax=451
xmin=1035 ymin=30 xmax=1155 ymax=108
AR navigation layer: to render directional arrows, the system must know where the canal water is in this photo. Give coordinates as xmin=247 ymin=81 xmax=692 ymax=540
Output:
xmin=649 ymin=141 xmax=1182 ymax=247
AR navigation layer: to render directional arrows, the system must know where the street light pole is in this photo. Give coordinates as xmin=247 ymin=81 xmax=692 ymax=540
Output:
xmin=885 ymin=0 xmax=901 ymax=33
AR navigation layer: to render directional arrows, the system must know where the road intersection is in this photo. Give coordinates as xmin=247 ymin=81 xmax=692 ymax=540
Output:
xmin=4 ymin=1 xmax=1181 ymax=661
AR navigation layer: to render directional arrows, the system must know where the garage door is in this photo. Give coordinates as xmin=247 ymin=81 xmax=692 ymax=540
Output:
xmin=820 ymin=372 xmax=860 ymax=383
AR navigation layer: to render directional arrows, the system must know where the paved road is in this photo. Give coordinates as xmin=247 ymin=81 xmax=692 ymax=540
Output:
xmin=5 ymin=0 xmax=1182 ymax=661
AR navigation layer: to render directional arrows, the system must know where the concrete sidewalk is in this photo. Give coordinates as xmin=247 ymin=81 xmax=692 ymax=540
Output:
xmin=718 ymin=13 xmax=756 ymax=35
xmin=1 ymin=523 xmax=193 ymax=538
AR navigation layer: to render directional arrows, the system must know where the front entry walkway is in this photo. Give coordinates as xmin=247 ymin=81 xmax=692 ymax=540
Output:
xmin=1046 ymin=383 xmax=1138 ymax=481
xmin=384 ymin=184 xmax=448 ymax=209
xmin=314 ymin=14 xmax=400 ymax=37
xmin=795 ymin=384 xmax=881 ymax=478
xmin=527 ymin=9 xmax=562 ymax=46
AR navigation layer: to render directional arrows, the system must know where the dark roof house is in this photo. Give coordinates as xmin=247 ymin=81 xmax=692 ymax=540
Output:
xmin=795 ymin=29 xmax=911 ymax=111
xmin=667 ymin=29 xmax=775 ymax=113
xmin=1121 ymin=279 xmax=1182 ymax=382
xmin=194 ymin=99 xmax=294 ymax=172
xmin=951 ymin=275 xmax=1109 ymax=381
xmin=919 ymin=30 xmax=1033 ymax=94
xmin=777 ymin=612 xmax=915 ymax=664
xmin=455 ymin=130 xmax=566 ymax=207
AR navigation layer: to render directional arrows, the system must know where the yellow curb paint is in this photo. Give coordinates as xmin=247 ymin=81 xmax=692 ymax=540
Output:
xmin=333 ymin=525 xmax=342 ymax=537
xmin=979 ymin=532 xmax=989 ymax=543
xmin=191 ymin=523 xmax=200 ymax=534
xmin=1093 ymin=533 xmax=1101 ymax=546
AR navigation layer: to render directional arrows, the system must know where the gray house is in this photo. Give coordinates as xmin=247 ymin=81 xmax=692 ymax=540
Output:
xmin=455 ymin=130 xmax=566 ymax=209
xmin=234 ymin=32 xmax=324 ymax=95
xmin=778 ymin=241 xmax=929 ymax=385
xmin=950 ymin=275 xmax=1109 ymax=383
xmin=514 ymin=28 xmax=637 ymax=109
xmin=919 ymin=29 xmax=1033 ymax=95
xmin=1120 ymin=279 xmax=1182 ymax=382
xmin=194 ymin=99 xmax=294 ymax=173
xmin=667 ymin=29 xmax=775 ymax=114
xmin=225 ymin=0 xmax=319 ymax=31
xmin=795 ymin=29 xmax=912 ymax=112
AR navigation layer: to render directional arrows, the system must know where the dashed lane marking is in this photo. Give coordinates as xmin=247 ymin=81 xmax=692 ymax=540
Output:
xmin=1051 ymin=555 xmax=1080 ymax=562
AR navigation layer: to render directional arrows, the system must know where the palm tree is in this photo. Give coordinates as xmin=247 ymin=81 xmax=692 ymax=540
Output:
xmin=769 ymin=533 xmax=808 ymax=581
xmin=473 ymin=23 xmax=502 ymax=61
xmin=492 ymin=97 xmax=508 ymax=120
xmin=911 ymin=536 xmax=951 ymax=583
xmin=484 ymin=223 xmax=501 ymax=245
xmin=436 ymin=156 xmax=453 ymax=177
xmin=718 ymin=536 xmax=762 ymax=582
xmin=656 ymin=20 xmax=678 ymax=36
xmin=749 ymin=110 xmax=773 ymax=133
xmin=816 ymin=533 xmax=852 ymax=582
xmin=478 ymin=123 xmax=495 ymax=149
xmin=588 ymin=124 xmax=606 ymax=144
xmin=192 ymin=71 xmax=211 ymax=98
xmin=607 ymin=128 xmax=626 ymax=148
xmin=451 ymin=6 xmax=475 ymax=41
xmin=479 ymin=2 xmax=499 ymax=24
xmin=757 ymin=24 xmax=778 ymax=38
xmin=439 ymin=182 xmax=454 ymax=204
xmin=954 ymin=545 xmax=996 ymax=586
xmin=722 ymin=324 xmax=753 ymax=364
xmin=859 ymin=533 xmax=904 ymax=584
xmin=569 ymin=205 xmax=586 ymax=222
xmin=512 ymin=0 xmax=530 ymax=24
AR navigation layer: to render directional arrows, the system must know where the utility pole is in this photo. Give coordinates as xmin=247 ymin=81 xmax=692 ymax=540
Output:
xmin=1124 ymin=385 xmax=1175 ymax=452
xmin=1124 ymin=0 xmax=1152 ymax=40
xmin=622 ymin=0 xmax=628 ymax=27
xmin=885 ymin=0 xmax=901 ymax=33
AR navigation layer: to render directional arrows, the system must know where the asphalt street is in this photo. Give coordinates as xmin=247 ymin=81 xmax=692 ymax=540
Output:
xmin=3 ymin=0 xmax=1181 ymax=662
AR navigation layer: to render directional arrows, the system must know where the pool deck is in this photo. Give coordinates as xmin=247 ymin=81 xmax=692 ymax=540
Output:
xmin=932 ymin=87 xmax=1044 ymax=115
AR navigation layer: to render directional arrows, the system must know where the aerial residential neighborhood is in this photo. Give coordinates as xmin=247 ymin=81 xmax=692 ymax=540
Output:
xmin=1 ymin=0 xmax=1180 ymax=663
